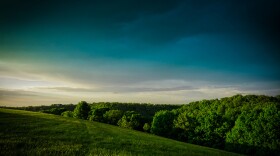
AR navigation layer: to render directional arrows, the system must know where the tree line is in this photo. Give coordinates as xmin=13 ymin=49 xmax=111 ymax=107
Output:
xmin=6 ymin=94 xmax=280 ymax=155
xmin=150 ymin=95 xmax=280 ymax=155
xmin=65 ymin=102 xmax=180 ymax=131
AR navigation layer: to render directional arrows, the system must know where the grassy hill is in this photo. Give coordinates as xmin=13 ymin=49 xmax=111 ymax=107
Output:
xmin=0 ymin=108 xmax=241 ymax=156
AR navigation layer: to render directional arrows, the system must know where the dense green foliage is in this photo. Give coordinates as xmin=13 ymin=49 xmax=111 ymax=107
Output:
xmin=103 ymin=110 xmax=124 ymax=125
xmin=2 ymin=102 xmax=180 ymax=120
xmin=41 ymin=107 xmax=67 ymax=115
xmin=225 ymin=103 xmax=280 ymax=155
xmin=2 ymin=104 xmax=76 ymax=112
xmin=151 ymin=110 xmax=176 ymax=137
xmin=117 ymin=111 xmax=144 ymax=130
xmin=73 ymin=101 xmax=90 ymax=120
xmin=150 ymin=94 xmax=280 ymax=155
xmin=0 ymin=109 xmax=240 ymax=156
xmin=88 ymin=107 xmax=110 ymax=122
xmin=85 ymin=103 xmax=180 ymax=131
xmin=61 ymin=110 xmax=73 ymax=117
xmin=90 ymin=102 xmax=180 ymax=120
xmin=143 ymin=123 xmax=151 ymax=132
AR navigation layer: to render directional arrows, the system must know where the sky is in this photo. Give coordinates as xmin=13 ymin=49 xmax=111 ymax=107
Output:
xmin=0 ymin=0 xmax=280 ymax=106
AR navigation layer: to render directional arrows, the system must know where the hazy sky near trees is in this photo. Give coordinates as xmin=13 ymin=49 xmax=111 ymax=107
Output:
xmin=0 ymin=0 xmax=280 ymax=106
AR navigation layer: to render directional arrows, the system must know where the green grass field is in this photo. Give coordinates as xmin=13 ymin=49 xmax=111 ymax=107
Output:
xmin=0 ymin=108 xmax=241 ymax=156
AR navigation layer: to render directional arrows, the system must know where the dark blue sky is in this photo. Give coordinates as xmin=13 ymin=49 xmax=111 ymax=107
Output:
xmin=0 ymin=0 xmax=279 ymax=105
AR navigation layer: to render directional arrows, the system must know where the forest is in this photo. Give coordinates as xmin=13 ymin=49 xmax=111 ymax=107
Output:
xmin=4 ymin=94 xmax=279 ymax=155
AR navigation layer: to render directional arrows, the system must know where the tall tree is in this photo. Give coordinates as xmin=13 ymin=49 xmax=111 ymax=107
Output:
xmin=151 ymin=110 xmax=176 ymax=138
xmin=73 ymin=101 xmax=90 ymax=119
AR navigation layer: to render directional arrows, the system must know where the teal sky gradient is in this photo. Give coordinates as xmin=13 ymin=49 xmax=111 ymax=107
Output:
xmin=0 ymin=0 xmax=280 ymax=106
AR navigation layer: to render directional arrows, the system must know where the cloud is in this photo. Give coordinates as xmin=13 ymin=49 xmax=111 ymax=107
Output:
xmin=0 ymin=89 xmax=38 ymax=99
xmin=35 ymin=79 xmax=280 ymax=96
xmin=38 ymin=85 xmax=197 ymax=93
xmin=1 ymin=78 xmax=279 ymax=106
xmin=1 ymin=59 xmax=278 ymax=93
xmin=1 ymin=0 xmax=279 ymax=45
xmin=0 ymin=88 xmax=80 ymax=106
xmin=120 ymin=0 xmax=280 ymax=44
xmin=0 ymin=86 xmax=225 ymax=106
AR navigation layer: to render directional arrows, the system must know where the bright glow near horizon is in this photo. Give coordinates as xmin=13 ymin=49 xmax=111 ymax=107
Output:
xmin=1 ymin=1 xmax=280 ymax=106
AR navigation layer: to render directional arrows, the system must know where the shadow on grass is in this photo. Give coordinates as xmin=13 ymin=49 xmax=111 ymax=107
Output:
xmin=225 ymin=142 xmax=279 ymax=156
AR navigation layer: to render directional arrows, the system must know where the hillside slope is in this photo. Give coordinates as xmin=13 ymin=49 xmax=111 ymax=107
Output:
xmin=0 ymin=109 xmax=241 ymax=156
